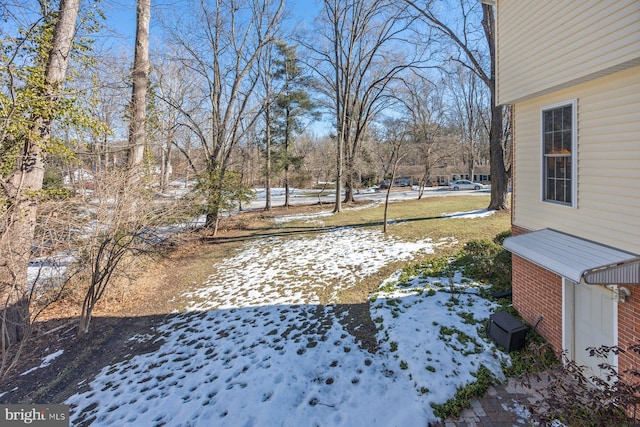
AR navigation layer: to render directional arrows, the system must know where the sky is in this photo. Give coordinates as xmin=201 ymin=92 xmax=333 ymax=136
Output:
xmin=101 ymin=0 xmax=321 ymax=52
xmin=97 ymin=0 xmax=330 ymax=134
xmin=14 ymin=202 xmax=522 ymax=426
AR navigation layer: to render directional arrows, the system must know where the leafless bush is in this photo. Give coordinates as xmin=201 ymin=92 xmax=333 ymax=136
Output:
xmin=2 ymin=168 xmax=194 ymax=378
xmin=72 ymin=170 xmax=190 ymax=336
xmin=521 ymin=343 xmax=640 ymax=426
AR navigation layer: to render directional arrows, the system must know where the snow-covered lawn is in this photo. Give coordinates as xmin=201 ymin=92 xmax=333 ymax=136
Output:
xmin=65 ymin=213 xmax=509 ymax=426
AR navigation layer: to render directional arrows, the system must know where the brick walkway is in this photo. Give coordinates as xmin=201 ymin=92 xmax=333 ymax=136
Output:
xmin=433 ymin=376 xmax=548 ymax=427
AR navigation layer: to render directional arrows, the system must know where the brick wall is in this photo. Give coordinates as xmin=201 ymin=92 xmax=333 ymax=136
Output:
xmin=618 ymin=288 xmax=640 ymax=383
xmin=511 ymin=224 xmax=528 ymax=237
xmin=511 ymin=253 xmax=564 ymax=353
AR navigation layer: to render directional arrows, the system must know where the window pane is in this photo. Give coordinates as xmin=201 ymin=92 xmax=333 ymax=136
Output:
xmin=545 ymin=134 xmax=553 ymax=153
xmin=546 ymin=179 xmax=555 ymax=201
xmin=556 ymin=157 xmax=566 ymax=179
xmin=564 ymin=157 xmax=571 ymax=179
xmin=554 ymin=109 xmax=563 ymax=132
xmin=555 ymin=179 xmax=568 ymax=203
xmin=563 ymin=106 xmax=572 ymax=130
xmin=544 ymin=111 xmax=553 ymax=133
xmin=547 ymin=158 xmax=556 ymax=178
xmin=561 ymin=130 xmax=571 ymax=152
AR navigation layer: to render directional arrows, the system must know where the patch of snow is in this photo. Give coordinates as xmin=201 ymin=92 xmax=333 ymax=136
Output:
xmin=273 ymin=210 xmax=334 ymax=224
xmin=66 ymin=221 xmax=508 ymax=426
xmin=127 ymin=334 xmax=154 ymax=343
xmin=442 ymin=209 xmax=495 ymax=219
xmin=20 ymin=349 xmax=63 ymax=376
xmin=0 ymin=387 xmax=18 ymax=399
xmin=503 ymin=400 xmax=531 ymax=421
xmin=183 ymin=227 xmax=446 ymax=309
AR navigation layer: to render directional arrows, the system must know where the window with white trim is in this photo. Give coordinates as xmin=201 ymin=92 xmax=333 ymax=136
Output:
xmin=542 ymin=101 xmax=576 ymax=206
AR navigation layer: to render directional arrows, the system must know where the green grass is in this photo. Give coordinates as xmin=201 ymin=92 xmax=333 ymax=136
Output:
xmin=431 ymin=365 xmax=495 ymax=419
xmin=313 ymin=195 xmax=510 ymax=245
xmin=237 ymin=195 xmax=511 ymax=304
xmin=236 ymin=196 xmax=509 ymax=250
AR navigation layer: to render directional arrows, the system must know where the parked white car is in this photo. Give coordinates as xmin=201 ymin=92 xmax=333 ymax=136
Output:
xmin=448 ymin=180 xmax=485 ymax=191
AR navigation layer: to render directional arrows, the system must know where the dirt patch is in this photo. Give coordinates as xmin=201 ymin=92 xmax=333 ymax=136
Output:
xmin=2 ymin=315 xmax=167 ymax=405
xmin=334 ymin=302 xmax=379 ymax=353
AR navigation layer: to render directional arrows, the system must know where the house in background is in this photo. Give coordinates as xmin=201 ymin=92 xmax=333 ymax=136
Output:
xmin=495 ymin=0 xmax=640 ymax=383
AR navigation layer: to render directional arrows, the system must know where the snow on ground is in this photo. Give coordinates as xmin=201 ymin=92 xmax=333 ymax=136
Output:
xmin=27 ymin=253 xmax=76 ymax=289
xmin=273 ymin=202 xmax=380 ymax=225
xmin=442 ymin=209 xmax=495 ymax=219
xmin=186 ymin=227 xmax=446 ymax=309
xmin=19 ymin=349 xmax=64 ymax=376
xmin=66 ymin=219 xmax=509 ymax=426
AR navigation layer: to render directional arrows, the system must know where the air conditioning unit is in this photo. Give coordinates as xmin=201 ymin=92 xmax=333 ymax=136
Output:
xmin=487 ymin=311 xmax=528 ymax=352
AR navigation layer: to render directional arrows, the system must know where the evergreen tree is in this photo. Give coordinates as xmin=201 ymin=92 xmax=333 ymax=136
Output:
xmin=271 ymin=41 xmax=318 ymax=207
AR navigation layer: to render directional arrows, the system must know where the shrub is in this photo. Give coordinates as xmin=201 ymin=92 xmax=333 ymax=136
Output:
xmin=492 ymin=230 xmax=511 ymax=246
xmin=454 ymin=231 xmax=512 ymax=292
xmin=520 ymin=343 xmax=640 ymax=426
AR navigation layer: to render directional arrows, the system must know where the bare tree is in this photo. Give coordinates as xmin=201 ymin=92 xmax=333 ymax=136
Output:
xmin=448 ymin=63 xmax=489 ymax=182
xmin=405 ymin=0 xmax=510 ymax=210
xmin=379 ymin=119 xmax=410 ymax=233
xmin=152 ymin=50 xmax=203 ymax=186
xmin=306 ymin=0 xmax=422 ymax=212
xmin=159 ymin=0 xmax=284 ymax=234
xmin=80 ymin=59 xmax=129 ymax=174
xmin=74 ymin=0 xmax=156 ymax=337
xmin=0 ymin=0 xmax=81 ymax=347
xmin=127 ymin=0 xmax=151 ymax=187
xmin=395 ymin=74 xmax=447 ymax=198
xmin=75 ymin=170 xmax=180 ymax=336
xmin=258 ymin=39 xmax=276 ymax=210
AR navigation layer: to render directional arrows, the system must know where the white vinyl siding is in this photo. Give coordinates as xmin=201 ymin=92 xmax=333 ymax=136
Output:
xmin=496 ymin=0 xmax=640 ymax=105
xmin=512 ymin=66 xmax=640 ymax=254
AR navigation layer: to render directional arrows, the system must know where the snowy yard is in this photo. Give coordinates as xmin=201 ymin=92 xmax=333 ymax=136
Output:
xmin=64 ymin=210 xmax=509 ymax=426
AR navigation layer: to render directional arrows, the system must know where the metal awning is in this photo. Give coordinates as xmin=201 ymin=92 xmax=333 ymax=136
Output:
xmin=503 ymin=229 xmax=640 ymax=285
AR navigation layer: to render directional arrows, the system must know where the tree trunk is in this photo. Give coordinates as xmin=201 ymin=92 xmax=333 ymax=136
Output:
xmin=160 ymin=140 xmax=172 ymax=192
xmin=334 ymin=107 xmax=344 ymax=213
xmin=127 ymin=0 xmax=151 ymax=186
xmin=265 ymin=106 xmax=272 ymax=210
xmin=284 ymin=109 xmax=290 ymax=208
xmin=483 ymin=4 xmax=509 ymax=210
xmin=488 ymin=103 xmax=509 ymax=210
xmin=0 ymin=0 xmax=81 ymax=346
xmin=343 ymin=164 xmax=356 ymax=204
xmin=383 ymin=170 xmax=395 ymax=234
xmin=404 ymin=2 xmax=511 ymax=211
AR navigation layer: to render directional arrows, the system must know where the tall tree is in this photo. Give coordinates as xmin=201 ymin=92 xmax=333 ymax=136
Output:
xmin=0 ymin=0 xmax=81 ymax=345
xmin=448 ymin=63 xmax=489 ymax=182
xmin=258 ymin=39 xmax=276 ymax=210
xmin=160 ymin=0 xmax=284 ymax=233
xmin=378 ymin=118 xmax=409 ymax=233
xmin=405 ymin=0 xmax=510 ymax=210
xmin=126 ymin=0 xmax=151 ymax=186
xmin=307 ymin=0 xmax=420 ymax=212
xmin=152 ymin=49 xmax=202 ymax=186
xmin=395 ymin=74 xmax=447 ymax=198
xmin=272 ymin=41 xmax=317 ymax=207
